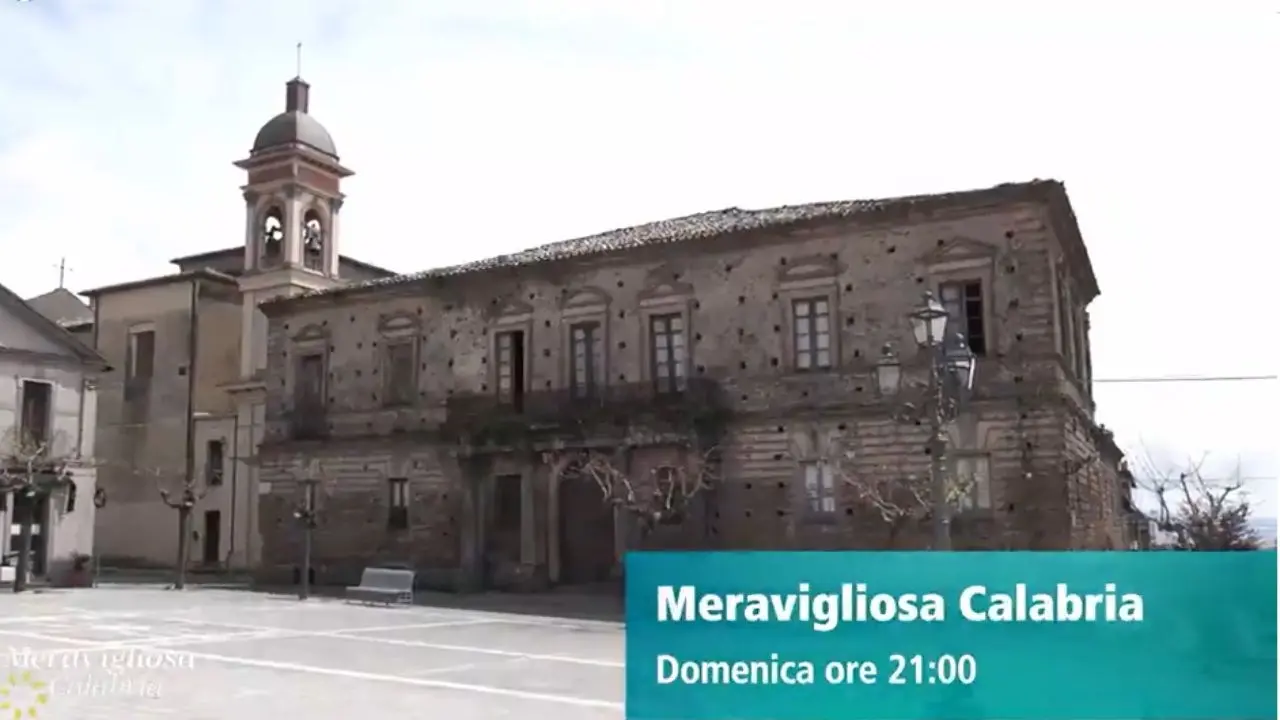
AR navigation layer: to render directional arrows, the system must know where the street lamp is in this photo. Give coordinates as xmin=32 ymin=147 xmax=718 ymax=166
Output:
xmin=874 ymin=290 xmax=978 ymax=550
xmin=293 ymin=476 xmax=320 ymax=600
xmin=910 ymin=292 xmax=949 ymax=348
xmin=875 ymin=344 xmax=902 ymax=396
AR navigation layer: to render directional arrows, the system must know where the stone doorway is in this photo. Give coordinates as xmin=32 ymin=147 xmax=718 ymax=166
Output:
xmin=9 ymin=491 xmax=50 ymax=576
xmin=484 ymin=474 xmax=524 ymax=587
xmin=557 ymin=475 xmax=616 ymax=585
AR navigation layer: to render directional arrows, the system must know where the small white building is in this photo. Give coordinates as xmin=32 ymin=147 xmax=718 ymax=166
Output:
xmin=0 ymin=282 xmax=108 ymax=584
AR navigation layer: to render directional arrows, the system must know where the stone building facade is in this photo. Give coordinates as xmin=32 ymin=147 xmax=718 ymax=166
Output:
xmin=255 ymin=179 xmax=1135 ymax=591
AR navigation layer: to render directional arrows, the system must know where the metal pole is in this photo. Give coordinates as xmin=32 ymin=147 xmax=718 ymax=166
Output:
xmin=299 ymin=478 xmax=315 ymax=600
xmin=177 ymin=277 xmax=201 ymax=590
xmin=301 ymin=519 xmax=312 ymax=600
xmin=175 ymin=504 xmax=189 ymax=590
xmin=928 ymin=345 xmax=952 ymax=551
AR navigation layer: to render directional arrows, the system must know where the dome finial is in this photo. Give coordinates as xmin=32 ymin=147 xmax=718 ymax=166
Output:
xmin=295 ymin=42 xmax=303 ymax=80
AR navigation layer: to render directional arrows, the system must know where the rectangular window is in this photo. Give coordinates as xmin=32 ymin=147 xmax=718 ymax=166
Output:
xmin=939 ymin=281 xmax=987 ymax=355
xmin=802 ymin=461 xmax=837 ymax=515
xmin=954 ymin=455 xmax=992 ymax=511
xmin=1074 ymin=308 xmax=1090 ymax=385
xmin=205 ymin=440 xmax=225 ymax=486
xmin=495 ymin=330 xmax=526 ymax=409
xmin=294 ymin=354 xmax=325 ymax=410
xmin=650 ymin=313 xmax=686 ymax=394
xmin=792 ymin=298 xmax=832 ymax=370
xmin=126 ymin=329 xmax=155 ymax=381
xmin=493 ymin=474 xmax=523 ymax=534
xmin=383 ymin=341 xmax=417 ymax=406
xmin=388 ymin=478 xmax=409 ymax=530
xmin=569 ymin=322 xmax=603 ymax=398
xmin=124 ymin=329 xmax=155 ymax=401
xmin=18 ymin=380 xmax=52 ymax=452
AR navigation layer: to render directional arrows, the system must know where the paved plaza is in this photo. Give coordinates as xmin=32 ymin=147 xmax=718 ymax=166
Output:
xmin=0 ymin=586 xmax=623 ymax=718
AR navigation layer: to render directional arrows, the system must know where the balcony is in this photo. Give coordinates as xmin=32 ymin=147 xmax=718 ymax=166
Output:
xmin=443 ymin=378 xmax=728 ymax=447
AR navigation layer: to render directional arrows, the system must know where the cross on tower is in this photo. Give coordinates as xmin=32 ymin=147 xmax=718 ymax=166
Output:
xmin=53 ymin=257 xmax=74 ymax=288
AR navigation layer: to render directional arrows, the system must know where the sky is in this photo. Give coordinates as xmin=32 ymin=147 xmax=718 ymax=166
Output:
xmin=0 ymin=1 xmax=1275 ymax=517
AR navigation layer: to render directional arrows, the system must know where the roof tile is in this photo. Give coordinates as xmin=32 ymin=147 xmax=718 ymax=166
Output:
xmin=293 ymin=180 xmax=1060 ymax=301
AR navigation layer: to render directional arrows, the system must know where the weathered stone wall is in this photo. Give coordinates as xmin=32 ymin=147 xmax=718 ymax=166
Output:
xmin=255 ymin=198 xmax=1115 ymax=584
xmin=254 ymin=446 xmax=463 ymax=587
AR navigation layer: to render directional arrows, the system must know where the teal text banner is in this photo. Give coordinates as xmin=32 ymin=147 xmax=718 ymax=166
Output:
xmin=624 ymin=551 xmax=1277 ymax=720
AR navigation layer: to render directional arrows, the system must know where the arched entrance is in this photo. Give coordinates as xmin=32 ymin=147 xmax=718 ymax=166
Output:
xmin=557 ymin=476 xmax=616 ymax=585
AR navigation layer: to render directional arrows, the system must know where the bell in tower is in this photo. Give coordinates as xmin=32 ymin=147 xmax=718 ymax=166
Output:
xmin=234 ymin=74 xmax=353 ymax=282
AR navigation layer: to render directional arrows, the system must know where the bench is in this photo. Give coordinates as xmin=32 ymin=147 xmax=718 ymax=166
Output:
xmin=345 ymin=566 xmax=415 ymax=606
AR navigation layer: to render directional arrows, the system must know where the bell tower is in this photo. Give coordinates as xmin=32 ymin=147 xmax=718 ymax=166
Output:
xmin=235 ymin=76 xmax=352 ymax=282
xmin=233 ymin=74 xmax=353 ymax=377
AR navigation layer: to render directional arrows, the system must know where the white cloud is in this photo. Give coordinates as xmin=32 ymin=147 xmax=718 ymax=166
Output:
xmin=1 ymin=1 xmax=1275 ymax=514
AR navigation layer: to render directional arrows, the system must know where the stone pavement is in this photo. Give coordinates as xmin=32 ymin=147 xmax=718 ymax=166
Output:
xmin=0 ymin=587 xmax=623 ymax=718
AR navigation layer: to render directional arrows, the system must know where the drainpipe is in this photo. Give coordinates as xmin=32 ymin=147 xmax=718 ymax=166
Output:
xmin=175 ymin=277 xmax=200 ymax=587
xmin=226 ymin=411 xmax=239 ymax=570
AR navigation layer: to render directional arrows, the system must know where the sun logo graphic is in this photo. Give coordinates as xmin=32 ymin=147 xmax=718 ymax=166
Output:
xmin=0 ymin=671 xmax=50 ymax=718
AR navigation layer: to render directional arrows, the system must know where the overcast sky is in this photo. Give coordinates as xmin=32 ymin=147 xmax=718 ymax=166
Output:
xmin=1 ymin=2 xmax=1274 ymax=516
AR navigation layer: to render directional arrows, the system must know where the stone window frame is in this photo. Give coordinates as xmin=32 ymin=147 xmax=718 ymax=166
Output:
xmin=952 ymin=452 xmax=993 ymax=511
xmin=290 ymin=323 xmax=329 ymax=411
xmin=387 ymin=477 xmax=409 ymax=530
xmin=637 ymin=271 xmax=695 ymax=392
xmin=378 ymin=311 xmax=421 ymax=408
xmin=15 ymin=377 xmax=55 ymax=452
xmin=776 ymin=255 xmax=842 ymax=373
xmin=488 ymin=300 xmax=534 ymax=404
xmin=918 ymin=237 xmax=998 ymax=357
xmin=799 ymin=460 xmax=839 ymax=522
xmin=947 ymin=415 xmax=996 ymax=515
xmin=559 ymin=287 xmax=611 ymax=397
xmin=787 ymin=425 xmax=842 ymax=526
xmin=124 ymin=322 xmax=157 ymax=398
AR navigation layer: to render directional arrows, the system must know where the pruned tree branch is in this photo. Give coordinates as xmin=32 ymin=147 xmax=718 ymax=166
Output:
xmin=1133 ymin=450 xmax=1261 ymax=551
xmin=543 ymin=444 xmax=720 ymax=534
xmin=0 ymin=428 xmax=75 ymax=493
xmin=793 ymin=429 xmax=979 ymax=544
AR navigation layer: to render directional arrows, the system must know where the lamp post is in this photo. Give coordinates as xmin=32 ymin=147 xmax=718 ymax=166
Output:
xmin=159 ymin=485 xmax=200 ymax=589
xmin=294 ymin=477 xmax=319 ymax=600
xmin=874 ymin=291 xmax=976 ymax=550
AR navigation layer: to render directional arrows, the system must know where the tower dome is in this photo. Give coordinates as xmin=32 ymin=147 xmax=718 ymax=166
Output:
xmin=250 ymin=77 xmax=337 ymax=158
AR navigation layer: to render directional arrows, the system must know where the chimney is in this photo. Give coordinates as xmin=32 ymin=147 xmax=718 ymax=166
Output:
xmin=285 ymin=78 xmax=310 ymax=113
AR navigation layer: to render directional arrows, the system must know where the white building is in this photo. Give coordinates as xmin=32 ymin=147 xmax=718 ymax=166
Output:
xmin=0 ymin=283 xmax=108 ymax=584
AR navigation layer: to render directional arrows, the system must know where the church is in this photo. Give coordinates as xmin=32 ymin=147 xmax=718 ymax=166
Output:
xmin=82 ymin=75 xmax=394 ymax=571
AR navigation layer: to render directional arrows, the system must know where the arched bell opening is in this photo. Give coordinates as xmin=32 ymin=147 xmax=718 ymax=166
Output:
xmin=259 ymin=207 xmax=285 ymax=267
xmin=302 ymin=209 xmax=326 ymax=271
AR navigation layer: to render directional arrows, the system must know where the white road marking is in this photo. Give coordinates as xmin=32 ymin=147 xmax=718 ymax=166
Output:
xmin=4 ymin=629 xmax=622 ymax=710
xmin=317 ymin=632 xmax=625 ymax=667
xmin=178 ymin=646 xmax=623 ymax=708
xmin=153 ymin=616 xmax=624 ymax=666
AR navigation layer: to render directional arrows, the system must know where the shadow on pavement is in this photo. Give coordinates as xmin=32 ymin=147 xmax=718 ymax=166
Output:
xmin=93 ymin=568 xmax=624 ymax=623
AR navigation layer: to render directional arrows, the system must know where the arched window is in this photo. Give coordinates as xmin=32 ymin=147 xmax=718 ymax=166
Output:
xmin=259 ymin=207 xmax=284 ymax=266
xmin=302 ymin=209 xmax=325 ymax=271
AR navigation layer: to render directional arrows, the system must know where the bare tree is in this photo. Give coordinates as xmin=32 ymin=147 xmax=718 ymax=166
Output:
xmin=1135 ymin=453 xmax=1261 ymax=551
xmin=104 ymin=461 xmax=210 ymax=589
xmin=0 ymin=428 xmax=75 ymax=592
xmin=283 ymin=458 xmax=332 ymax=600
xmin=798 ymin=430 xmax=978 ymax=548
xmin=544 ymin=443 xmax=720 ymax=539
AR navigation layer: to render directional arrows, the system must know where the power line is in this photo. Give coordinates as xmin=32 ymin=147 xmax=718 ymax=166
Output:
xmin=1093 ymin=374 xmax=1277 ymax=384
